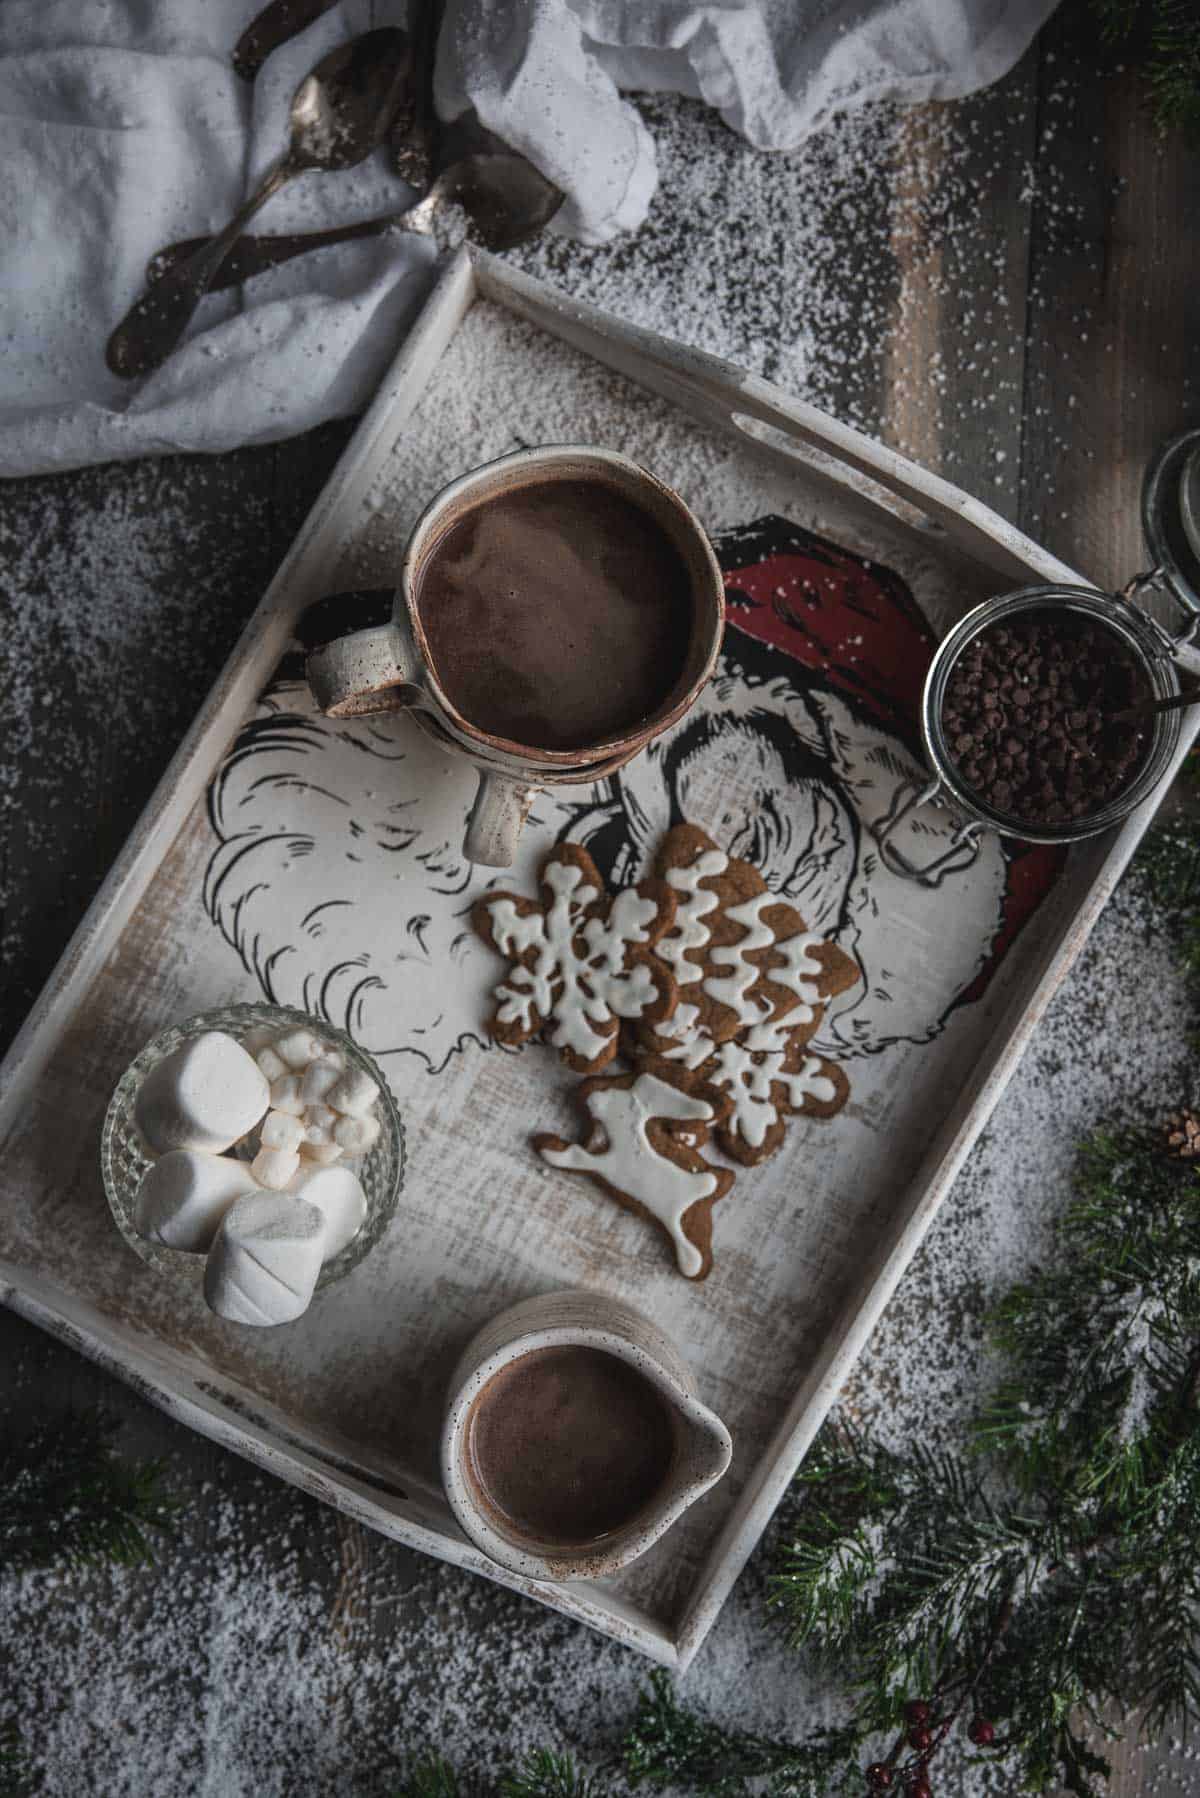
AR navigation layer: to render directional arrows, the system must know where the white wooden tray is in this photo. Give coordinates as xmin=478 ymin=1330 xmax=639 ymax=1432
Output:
xmin=2 ymin=248 xmax=1192 ymax=1669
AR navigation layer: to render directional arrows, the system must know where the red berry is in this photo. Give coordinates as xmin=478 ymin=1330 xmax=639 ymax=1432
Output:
xmin=905 ymin=1700 xmax=931 ymax=1725
xmin=866 ymin=1765 xmax=893 ymax=1790
xmin=969 ymin=1716 xmax=996 ymax=1746
xmin=909 ymin=1780 xmax=933 ymax=1798
xmin=908 ymin=1725 xmax=933 ymax=1752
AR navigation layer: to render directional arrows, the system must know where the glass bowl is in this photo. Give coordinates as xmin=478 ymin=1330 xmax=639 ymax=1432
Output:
xmin=101 ymin=1002 xmax=404 ymax=1292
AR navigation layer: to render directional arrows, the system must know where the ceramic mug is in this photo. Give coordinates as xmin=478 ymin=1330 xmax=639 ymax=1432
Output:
xmin=306 ymin=445 xmax=725 ymax=868
xmin=440 ymin=1289 xmax=733 ymax=1582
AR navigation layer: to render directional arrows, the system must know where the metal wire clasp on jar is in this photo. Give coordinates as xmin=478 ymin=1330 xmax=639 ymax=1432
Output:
xmin=874 ymin=429 xmax=1200 ymax=888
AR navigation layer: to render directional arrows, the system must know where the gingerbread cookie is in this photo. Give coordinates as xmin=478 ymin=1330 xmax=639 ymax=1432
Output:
xmin=703 ymin=1020 xmax=850 ymax=1165
xmin=534 ymin=1060 xmax=735 ymax=1280
xmin=641 ymin=826 xmax=860 ymax=1056
xmin=473 ymin=844 xmax=678 ymax=1075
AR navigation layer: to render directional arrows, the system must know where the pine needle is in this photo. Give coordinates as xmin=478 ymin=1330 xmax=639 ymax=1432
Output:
xmin=0 ymin=1724 xmax=28 ymax=1798
xmin=394 ymin=1756 xmax=492 ymax=1798
xmin=0 ymin=1410 xmax=174 ymax=1574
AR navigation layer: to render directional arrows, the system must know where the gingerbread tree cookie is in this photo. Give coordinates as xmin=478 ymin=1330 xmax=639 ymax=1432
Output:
xmin=473 ymin=844 xmax=678 ymax=1075
xmin=535 ymin=1061 xmax=734 ymax=1280
xmin=642 ymin=825 xmax=860 ymax=1055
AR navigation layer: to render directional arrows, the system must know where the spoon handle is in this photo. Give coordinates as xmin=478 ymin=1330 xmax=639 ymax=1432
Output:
xmin=146 ymin=216 xmax=399 ymax=294
xmin=107 ymin=157 xmax=297 ymax=379
xmin=1111 ymin=686 xmax=1200 ymax=725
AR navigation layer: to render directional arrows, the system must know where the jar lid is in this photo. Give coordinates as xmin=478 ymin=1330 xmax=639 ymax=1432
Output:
xmin=1142 ymin=427 xmax=1200 ymax=624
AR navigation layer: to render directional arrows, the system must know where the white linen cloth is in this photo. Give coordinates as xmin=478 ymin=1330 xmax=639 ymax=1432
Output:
xmin=0 ymin=0 xmax=1057 ymax=477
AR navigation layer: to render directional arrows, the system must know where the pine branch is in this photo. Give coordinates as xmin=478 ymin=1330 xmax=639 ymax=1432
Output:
xmin=499 ymin=1750 xmax=604 ymax=1797
xmin=623 ymin=1670 xmax=862 ymax=1796
xmin=1133 ymin=820 xmax=1200 ymax=978
xmin=394 ymin=1750 xmax=601 ymax=1798
xmin=0 ymin=1410 xmax=174 ymax=1574
xmin=394 ymin=1757 xmax=492 ymax=1798
xmin=0 ymin=1724 xmax=28 ymax=1798
xmin=1148 ymin=0 xmax=1200 ymax=136
xmin=1087 ymin=0 xmax=1200 ymax=138
xmin=1092 ymin=0 xmax=1142 ymax=44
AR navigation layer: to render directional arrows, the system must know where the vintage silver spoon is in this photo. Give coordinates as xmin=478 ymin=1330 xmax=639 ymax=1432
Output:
xmin=1110 ymin=685 xmax=1200 ymax=726
xmin=142 ymin=111 xmax=564 ymax=290
xmin=107 ymin=27 xmax=414 ymax=379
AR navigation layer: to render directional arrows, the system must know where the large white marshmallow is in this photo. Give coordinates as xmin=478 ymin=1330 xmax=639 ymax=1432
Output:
xmin=133 ymin=1150 xmax=259 ymax=1252
xmin=204 ymin=1192 xmax=325 ymax=1326
xmin=135 ymin=1031 xmax=270 ymax=1155
xmin=291 ymin=1163 xmax=368 ymax=1259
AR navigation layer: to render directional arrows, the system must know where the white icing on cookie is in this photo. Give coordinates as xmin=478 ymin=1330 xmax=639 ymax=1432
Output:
xmin=655 ymin=1001 xmax=715 ymax=1071
xmin=704 ymin=891 xmax=827 ymax=1030
xmin=710 ymin=1016 xmax=837 ymax=1148
xmin=705 ymin=891 xmax=777 ymax=1024
xmin=764 ymin=929 xmax=826 ymax=1019
xmin=486 ymin=859 xmax=662 ymax=1063
xmin=659 ymin=848 xmax=728 ymax=985
xmin=539 ymin=1071 xmax=716 ymax=1277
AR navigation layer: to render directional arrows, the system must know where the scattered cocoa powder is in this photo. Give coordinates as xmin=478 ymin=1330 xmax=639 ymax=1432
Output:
xmin=940 ymin=610 xmax=1150 ymax=827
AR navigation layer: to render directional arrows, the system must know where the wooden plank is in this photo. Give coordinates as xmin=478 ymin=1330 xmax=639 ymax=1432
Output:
xmin=1020 ymin=6 xmax=1200 ymax=595
xmin=1019 ymin=11 xmax=1200 ymax=1795
xmin=880 ymin=55 xmax=1040 ymax=518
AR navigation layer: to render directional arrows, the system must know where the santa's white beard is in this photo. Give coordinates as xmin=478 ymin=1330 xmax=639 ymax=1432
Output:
xmin=204 ymin=665 xmax=1010 ymax=1074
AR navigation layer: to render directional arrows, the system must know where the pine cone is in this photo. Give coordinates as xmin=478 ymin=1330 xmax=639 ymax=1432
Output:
xmin=1164 ymin=1110 xmax=1200 ymax=1160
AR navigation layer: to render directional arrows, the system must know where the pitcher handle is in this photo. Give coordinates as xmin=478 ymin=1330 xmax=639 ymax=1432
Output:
xmin=873 ymin=776 xmax=984 ymax=888
xmin=464 ymin=769 xmax=538 ymax=868
xmin=307 ymin=619 xmax=418 ymax=718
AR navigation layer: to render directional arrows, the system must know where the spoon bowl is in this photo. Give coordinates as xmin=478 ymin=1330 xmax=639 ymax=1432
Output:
xmin=107 ymin=27 xmax=413 ymax=379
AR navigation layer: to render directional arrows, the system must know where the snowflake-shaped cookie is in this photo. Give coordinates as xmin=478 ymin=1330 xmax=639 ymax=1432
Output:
xmin=472 ymin=844 xmax=678 ymax=1074
xmin=655 ymin=1004 xmax=849 ymax=1164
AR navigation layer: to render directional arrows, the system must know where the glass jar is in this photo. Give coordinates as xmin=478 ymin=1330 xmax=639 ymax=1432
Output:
xmin=876 ymin=428 xmax=1200 ymax=886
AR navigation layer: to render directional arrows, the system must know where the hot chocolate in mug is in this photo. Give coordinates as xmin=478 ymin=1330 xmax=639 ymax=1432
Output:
xmin=440 ymin=1289 xmax=733 ymax=1581
xmin=306 ymin=445 xmax=725 ymax=866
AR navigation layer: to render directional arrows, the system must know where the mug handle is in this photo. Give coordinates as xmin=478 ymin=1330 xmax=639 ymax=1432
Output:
xmin=307 ymin=616 xmax=418 ymax=718
xmin=465 ymin=769 xmax=538 ymax=868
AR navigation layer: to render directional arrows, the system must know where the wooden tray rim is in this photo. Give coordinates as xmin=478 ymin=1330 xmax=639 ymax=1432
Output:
xmin=2 ymin=247 xmax=1192 ymax=1669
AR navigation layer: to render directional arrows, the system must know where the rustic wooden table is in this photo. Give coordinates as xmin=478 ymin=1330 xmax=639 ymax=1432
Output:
xmin=2 ymin=4 xmax=1198 ymax=1792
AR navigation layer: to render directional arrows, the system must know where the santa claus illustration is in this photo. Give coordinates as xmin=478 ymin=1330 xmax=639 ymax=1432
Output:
xmin=204 ymin=516 xmax=1061 ymax=1075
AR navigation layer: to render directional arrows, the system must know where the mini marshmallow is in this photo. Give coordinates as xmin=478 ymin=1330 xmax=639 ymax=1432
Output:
xmin=134 ymin=1150 xmax=259 ymax=1252
xmin=333 ymin=1112 xmax=381 ymax=1156
xmin=269 ymin=1074 xmax=305 ymax=1117
xmin=326 ymin=1067 xmax=380 ymax=1118
xmin=299 ymin=1139 xmax=343 ymax=1166
xmin=260 ymin=1110 xmax=304 ymax=1153
xmin=252 ymin=1145 xmax=301 ymax=1190
xmin=240 ymin=1025 xmax=277 ymax=1057
xmin=290 ymin=1163 xmax=367 ymax=1258
xmin=204 ymin=1192 xmax=325 ymax=1326
xmin=305 ymin=1102 xmax=337 ymax=1133
xmin=300 ymin=1057 xmax=342 ymax=1106
xmin=135 ymin=1032 xmax=270 ymax=1156
xmin=255 ymin=1046 xmax=288 ymax=1084
xmin=273 ymin=1028 xmax=323 ymax=1069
